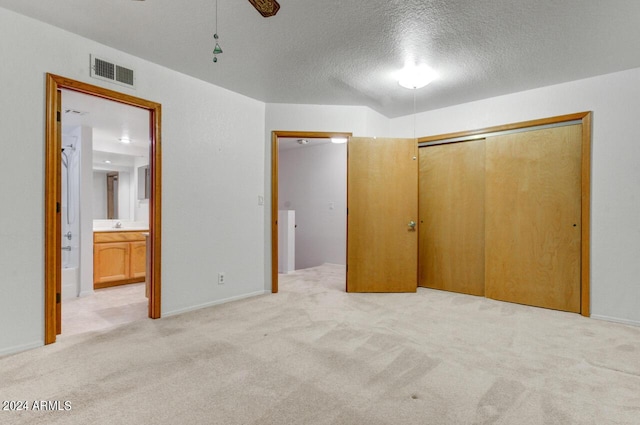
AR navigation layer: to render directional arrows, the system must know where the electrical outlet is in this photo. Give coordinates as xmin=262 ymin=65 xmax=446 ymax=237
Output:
xmin=258 ymin=195 xmax=264 ymax=205
xmin=218 ymin=272 xmax=225 ymax=285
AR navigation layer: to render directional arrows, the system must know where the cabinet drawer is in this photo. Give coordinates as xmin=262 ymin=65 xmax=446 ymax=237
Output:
xmin=94 ymin=231 xmax=147 ymax=243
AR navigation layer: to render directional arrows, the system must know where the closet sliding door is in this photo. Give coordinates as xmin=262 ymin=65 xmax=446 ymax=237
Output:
xmin=484 ymin=124 xmax=582 ymax=312
xmin=418 ymin=119 xmax=586 ymax=314
xmin=419 ymin=140 xmax=486 ymax=296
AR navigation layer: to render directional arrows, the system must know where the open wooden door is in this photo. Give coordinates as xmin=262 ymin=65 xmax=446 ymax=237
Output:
xmin=346 ymin=137 xmax=418 ymax=292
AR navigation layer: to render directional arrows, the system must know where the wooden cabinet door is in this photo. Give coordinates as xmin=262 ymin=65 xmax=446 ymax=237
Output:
xmin=94 ymin=242 xmax=130 ymax=285
xmin=485 ymin=125 xmax=582 ymax=312
xmin=347 ymin=137 xmax=418 ymax=292
xmin=130 ymin=241 xmax=147 ymax=279
xmin=419 ymin=140 xmax=486 ymax=296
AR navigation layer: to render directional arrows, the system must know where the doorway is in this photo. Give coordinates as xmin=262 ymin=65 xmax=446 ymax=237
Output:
xmin=271 ymin=131 xmax=351 ymax=293
xmin=45 ymin=74 xmax=162 ymax=344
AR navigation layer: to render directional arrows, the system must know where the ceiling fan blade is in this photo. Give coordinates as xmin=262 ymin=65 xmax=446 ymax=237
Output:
xmin=248 ymin=0 xmax=280 ymax=18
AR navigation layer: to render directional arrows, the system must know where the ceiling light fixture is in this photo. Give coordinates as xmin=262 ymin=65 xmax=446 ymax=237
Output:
xmin=397 ymin=63 xmax=437 ymax=89
xmin=119 ymin=137 xmax=131 ymax=144
xmin=213 ymin=0 xmax=223 ymax=63
xmin=104 ymin=160 xmax=112 ymax=164
xmin=331 ymin=137 xmax=348 ymax=144
xmin=396 ymin=62 xmax=437 ymax=139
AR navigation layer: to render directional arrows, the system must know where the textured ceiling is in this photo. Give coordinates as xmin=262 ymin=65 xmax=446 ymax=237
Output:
xmin=2 ymin=0 xmax=640 ymax=117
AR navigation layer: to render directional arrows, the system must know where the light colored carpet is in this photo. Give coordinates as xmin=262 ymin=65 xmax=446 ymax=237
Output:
xmin=1 ymin=264 xmax=639 ymax=424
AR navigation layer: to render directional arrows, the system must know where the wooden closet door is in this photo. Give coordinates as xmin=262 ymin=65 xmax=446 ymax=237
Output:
xmin=419 ymin=140 xmax=486 ymax=295
xmin=347 ymin=137 xmax=418 ymax=292
xmin=485 ymin=125 xmax=582 ymax=312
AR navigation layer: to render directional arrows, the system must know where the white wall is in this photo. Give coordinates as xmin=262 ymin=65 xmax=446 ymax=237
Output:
xmin=279 ymin=142 xmax=347 ymax=269
xmin=390 ymin=68 xmax=640 ymax=326
xmin=266 ymin=103 xmax=389 ymax=138
xmin=0 ymin=7 xmax=266 ymax=355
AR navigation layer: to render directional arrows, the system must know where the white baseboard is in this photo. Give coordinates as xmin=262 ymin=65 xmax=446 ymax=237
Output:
xmin=591 ymin=314 xmax=640 ymax=327
xmin=0 ymin=340 xmax=44 ymax=358
xmin=163 ymin=290 xmax=270 ymax=318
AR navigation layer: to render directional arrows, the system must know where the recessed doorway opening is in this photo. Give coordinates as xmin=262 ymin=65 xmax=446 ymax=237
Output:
xmin=45 ymin=74 xmax=162 ymax=344
xmin=271 ymin=131 xmax=351 ymax=293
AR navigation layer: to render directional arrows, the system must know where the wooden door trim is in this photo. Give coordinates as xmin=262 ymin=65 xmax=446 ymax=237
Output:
xmin=45 ymin=74 xmax=162 ymax=344
xmin=580 ymin=113 xmax=592 ymax=316
xmin=418 ymin=112 xmax=591 ymax=144
xmin=270 ymin=131 xmax=352 ymax=293
xmin=418 ymin=111 xmax=592 ymax=317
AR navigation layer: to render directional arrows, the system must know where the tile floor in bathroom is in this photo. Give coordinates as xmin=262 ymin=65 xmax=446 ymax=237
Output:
xmin=60 ymin=283 xmax=149 ymax=338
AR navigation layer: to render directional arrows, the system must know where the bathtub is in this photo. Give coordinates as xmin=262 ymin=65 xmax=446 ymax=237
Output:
xmin=62 ymin=266 xmax=79 ymax=300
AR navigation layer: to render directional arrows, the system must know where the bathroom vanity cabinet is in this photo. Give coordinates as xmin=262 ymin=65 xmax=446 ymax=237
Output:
xmin=93 ymin=230 xmax=147 ymax=289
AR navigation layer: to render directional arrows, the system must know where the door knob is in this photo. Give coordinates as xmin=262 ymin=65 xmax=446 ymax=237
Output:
xmin=408 ymin=221 xmax=416 ymax=230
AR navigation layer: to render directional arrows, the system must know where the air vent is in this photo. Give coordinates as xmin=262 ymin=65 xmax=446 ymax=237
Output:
xmin=116 ymin=66 xmax=134 ymax=86
xmin=90 ymin=55 xmax=136 ymax=89
xmin=94 ymin=58 xmax=114 ymax=80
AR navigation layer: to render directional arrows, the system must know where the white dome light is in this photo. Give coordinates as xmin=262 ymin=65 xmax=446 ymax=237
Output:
xmin=397 ymin=64 xmax=437 ymax=89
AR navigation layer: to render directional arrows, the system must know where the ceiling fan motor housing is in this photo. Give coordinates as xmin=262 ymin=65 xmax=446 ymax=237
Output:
xmin=248 ymin=0 xmax=280 ymax=17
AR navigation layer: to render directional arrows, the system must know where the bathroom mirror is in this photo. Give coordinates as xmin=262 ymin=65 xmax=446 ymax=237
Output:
xmin=137 ymin=165 xmax=150 ymax=200
xmin=93 ymin=169 xmax=131 ymax=220
xmin=106 ymin=171 xmax=118 ymax=219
